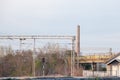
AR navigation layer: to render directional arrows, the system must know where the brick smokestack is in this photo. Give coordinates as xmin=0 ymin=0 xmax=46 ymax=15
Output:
xmin=76 ymin=25 xmax=80 ymax=56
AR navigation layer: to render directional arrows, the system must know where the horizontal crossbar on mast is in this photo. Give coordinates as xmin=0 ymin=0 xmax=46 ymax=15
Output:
xmin=0 ymin=35 xmax=75 ymax=40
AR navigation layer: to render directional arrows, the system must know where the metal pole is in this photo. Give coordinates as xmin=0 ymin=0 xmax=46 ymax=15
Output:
xmin=70 ymin=37 xmax=75 ymax=76
xmin=20 ymin=39 xmax=22 ymax=52
xmin=64 ymin=59 xmax=67 ymax=75
xmin=72 ymin=38 xmax=75 ymax=76
xmin=33 ymin=38 xmax=36 ymax=76
xmin=71 ymin=43 xmax=73 ymax=76
xmin=43 ymin=63 xmax=45 ymax=76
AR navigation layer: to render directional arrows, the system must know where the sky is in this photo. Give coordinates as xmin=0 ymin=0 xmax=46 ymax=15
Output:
xmin=0 ymin=0 xmax=120 ymax=53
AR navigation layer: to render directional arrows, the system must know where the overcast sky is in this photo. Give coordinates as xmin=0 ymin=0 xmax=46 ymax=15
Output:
xmin=0 ymin=0 xmax=120 ymax=52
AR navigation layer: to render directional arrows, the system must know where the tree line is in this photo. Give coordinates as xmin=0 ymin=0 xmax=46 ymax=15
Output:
xmin=0 ymin=44 xmax=74 ymax=77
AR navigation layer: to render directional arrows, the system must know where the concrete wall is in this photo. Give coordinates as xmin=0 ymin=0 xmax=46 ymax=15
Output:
xmin=83 ymin=70 xmax=109 ymax=77
xmin=107 ymin=64 xmax=120 ymax=77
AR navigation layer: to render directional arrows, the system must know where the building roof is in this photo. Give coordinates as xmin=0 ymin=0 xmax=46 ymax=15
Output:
xmin=105 ymin=52 xmax=120 ymax=65
xmin=116 ymin=59 xmax=120 ymax=62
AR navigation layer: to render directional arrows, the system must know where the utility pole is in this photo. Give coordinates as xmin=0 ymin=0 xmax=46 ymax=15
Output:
xmin=70 ymin=36 xmax=75 ymax=76
xmin=72 ymin=37 xmax=75 ymax=76
xmin=71 ymin=41 xmax=73 ymax=76
xmin=33 ymin=38 xmax=36 ymax=76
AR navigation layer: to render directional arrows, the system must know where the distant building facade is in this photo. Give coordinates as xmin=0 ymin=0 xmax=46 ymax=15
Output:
xmin=106 ymin=53 xmax=120 ymax=77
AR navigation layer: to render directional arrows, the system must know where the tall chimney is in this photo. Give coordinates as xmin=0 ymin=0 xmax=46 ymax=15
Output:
xmin=76 ymin=25 xmax=80 ymax=56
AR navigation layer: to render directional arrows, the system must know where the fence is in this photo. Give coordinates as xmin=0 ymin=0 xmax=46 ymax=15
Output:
xmin=83 ymin=70 xmax=120 ymax=77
